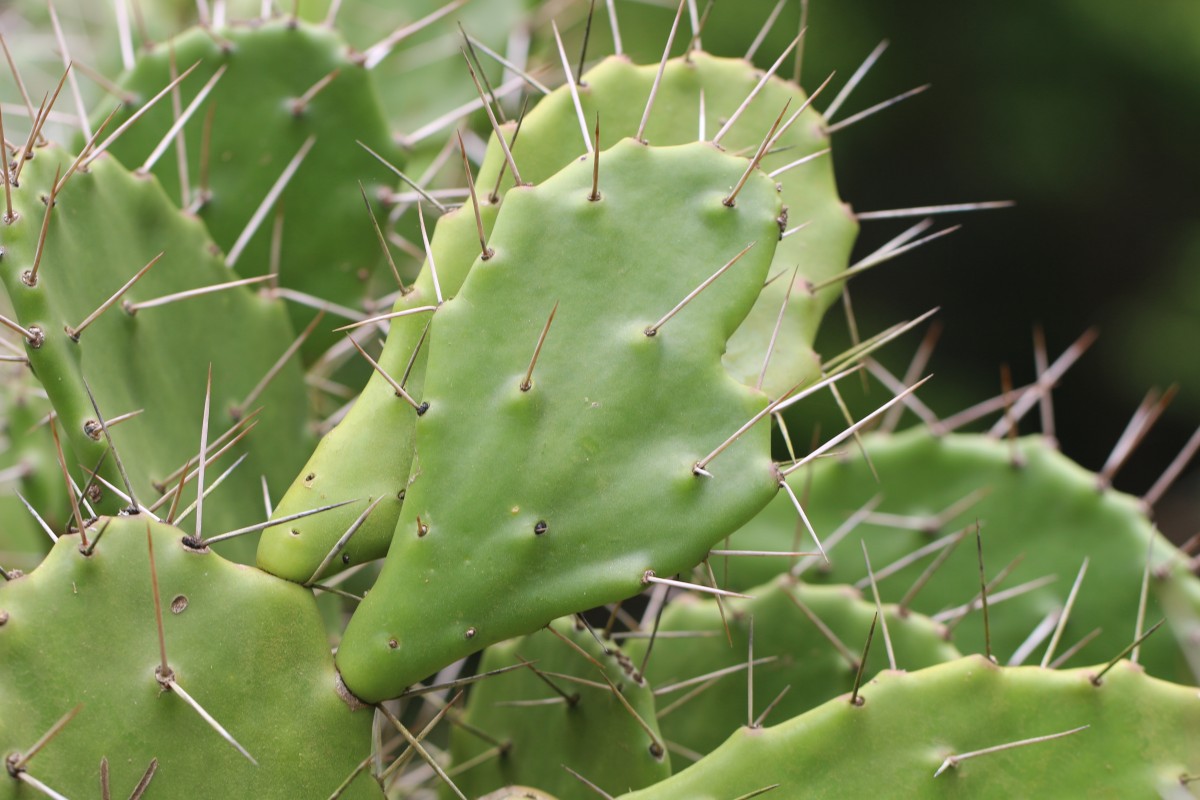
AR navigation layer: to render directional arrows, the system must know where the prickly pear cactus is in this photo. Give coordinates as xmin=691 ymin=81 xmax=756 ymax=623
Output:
xmin=0 ymin=143 xmax=312 ymax=558
xmin=477 ymin=51 xmax=857 ymax=397
xmin=449 ymin=617 xmax=670 ymax=799
xmin=628 ymin=574 xmax=961 ymax=759
xmin=100 ymin=17 xmax=404 ymax=356
xmin=335 ymin=139 xmax=784 ymax=701
xmin=620 ymin=655 xmax=1200 ymax=799
xmin=725 ymin=428 xmax=1200 ymax=682
xmin=0 ymin=516 xmax=379 ymax=799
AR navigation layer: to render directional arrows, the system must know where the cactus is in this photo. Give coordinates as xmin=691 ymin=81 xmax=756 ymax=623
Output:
xmin=721 ymin=428 xmax=1200 ymax=682
xmin=449 ymin=617 xmax=670 ymax=799
xmin=1 ymin=2 xmax=1198 ymax=797
xmin=0 ymin=516 xmax=378 ymax=799
xmin=618 ymin=655 xmax=1200 ymax=798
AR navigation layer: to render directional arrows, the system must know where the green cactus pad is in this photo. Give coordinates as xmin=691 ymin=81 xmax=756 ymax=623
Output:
xmin=449 ymin=618 xmax=670 ymax=799
xmin=335 ymin=139 xmax=783 ymax=701
xmin=476 ymin=51 xmax=857 ymax=397
xmin=100 ymin=17 xmax=403 ymax=357
xmin=0 ymin=516 xmax=379 ymax=799
xmin=627 ymin=574 xmax=961 ymax=759
xmin=620 ymin=656 xmax=1200 ymax=799
xmin=0 ymin=365 xmax=62 ymax=568
xmin=724 ymin=429 xmax=1200 ymax=683
xmin=257 ymin=203 xmax=499 ymax=582
xmin=0 ymin=144 xmax=311 ymax=559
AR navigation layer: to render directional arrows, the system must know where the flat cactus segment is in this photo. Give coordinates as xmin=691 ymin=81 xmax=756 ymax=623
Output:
xmin=336 ymin=140 xmax=783 ymax=701
xmin=0 ymin=516 xmax=379 ymax=799
xmin=476 ymin=52 xmax=857 ymax=396
xmin=99 ymin=18 xmax=402 ymax=357
xmin=258 ymin=203 xmax=499 ymax=582
xmin=449 ymin=618 xmax=671 ymax=799
xmin=724 ymin=429 xmax=1200 ymax=683
xmin=0 ymin=144 xmax=311 ymax=557
xmin=627 ymin=575 xmax=960 ymax=759
xmin=620 ymin=656 xmax=1200 ymax=799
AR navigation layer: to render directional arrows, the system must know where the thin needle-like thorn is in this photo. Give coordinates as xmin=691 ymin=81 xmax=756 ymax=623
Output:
xmin=9 ymin=704 xmax=83 ymax=772
xmin=746 ymin=616 xmax=755 ymax=727
xmin=16 ymin=493 xmax=57 ymax=542
xmin=138 ymin=65 xmax=225 ymax=174
xmin=752 ymin=684 xmax=791 ymax=729
xmin=826 ymin=84 xmax=930 ymax=134
xmin=458 ymin=24 xmax=505 ymax=123
xmin=306 ymin=496 xmax=384 ymax=585
xmin=646 ymin=242 xmax=756 ymax=336
xmin=1047 ymin=628 xmax=1103 ymax=671
xmin=0 ymin=311 xmax=42 ymax=347
xmin=855 ymin=200 xmax=1014 ymax=220
xmin=1094 ymin=623 xmax=1166 ymax=681
xmin=550 ymin=21 xmax=592 ymax=154
xmin=515 ymin=655 xmax=579 ymax=706
xmin=702 ymin=559 xmax=734 ymax=647
xmin=848 ymin=613 xmax=878 ymax=706
xmin=520 ymin=301 xmax=559 ymax=391
xmin=787 ymin=591 xmax=858 ymax=667
xmin=100 ymin=756 xmax=109 ymax=800
xmin=291 ymin=68 xmax=340 ymax=115
xmin=200 ymin=499 xmax=358 ymax=546
xmin=983 ymin=328 xmax=1099 ymax=438
xmin=745 ymin=0 xmax=786 ymax=61
xmin=165 ymin=678 xmax=257 ymax=765
xmin=1008 ymin=609 xmax=1062 ymax=667
xmin=47 ymin=5 xmax=90 ymax=139
xmin=563 ymin=765 xmax=616 ymax=799
xmin=127 ymin=759 xmax=158 ymax=800
xmin=604 ymin=0 xmax=623 ymax=56
xmin=793 ymin=0 xmax=808 ymax=83
xmin=332 ymin=305 xmax=437 ymax=332
xmin=934 ymin=725 xmax=1089 ymax=777
xmin=25 ymin=165 xmax=62 ymax=287
xmin=824 ymin=40 xmax=888 ymax=121
xmin=636 ymin=0 xmax=686 ymax=143
xmin=465 ymin=34 xmax=551 ymax=95
xmin=589 ymin=114 xmax=601 ymax=200
xmin=712 ymin=33 xmax=801 ymax=146
xmin=54 ymin=105 xmax=121 ymax=196
xmin=697 ymin=87 xmax=706 ymax=142
xmin=642 ymin=571 xmax=753 ymax=599
xmin=811 ymin=226 xmax=960 ymax=292
xmin=231 ymin=310 xmax=324 ymax=419
xmin=765 ymin=148 xmax=829 ymax=179
xmin=360 ymin=140 xmax=447 ymax=209
xmin=576 ymin=0 xmax=597 ymax=83
xmin=779 ymin=479 xmax=828 ymax=564
xmin=0 ymin=34 xmax=37 ymax=135
xmin=0 ymin=105 xmax=13 ymax=222
xmin=1039 ymin=558 xmax=1090 ymax=668
xmin=84 ymin=62 xmax=201 ymax=168
xmin=376 ymin=704 xmax=467 ymax=799
xmin=723 ymin=102 xmax=790 ymax=206
xmin=67 ymin=252 xmax=163 ymax=340
xmin=462 ymin=50 xmax=523 ymax=183
xmin=975 ymin=524 xmax=994 ymax=662
xmin=457 ymin=130 xmax=492 ymax=260
xmin=490 ymin=96 xmax=530 ymax=202
xmin=780 ymin=377 xmax=933 ymax=477
xmin=600 ymin=675 xmax=665 ymax=758
xmin=227 ymin=135 xmax=315 ymax=267
xmin=1132 ymin=532 xmax=1155 ymax=665
xmin=361 ymin=0 xmax=470 ymax=70
xmin=415 ymin=202 xmax=443 ymax=303
xmin=194 ymin=366 xmax=213 ymax=538
xmin=359 ymin=182 xmax=404 ymax=292
xmin=1099 ymin=386 xmax=1177 ymax=489
xmin=127 ymin=275 xmax=273 ymax=317
xmin=898 ymin=527 xmax=969 ymax=611
xmin=882 ymin=321 xmax=943 ymax=433
xmin=861 ymin=541 xmax=896 ymax=670
xmin=756 ymin=266 xmax=799 ymax=390
xmin=146 ymin=525 xmax=169 ymax=678
xmin=1143 ymin=422 xmax=1200 ymax=508
xmin=347 ymin=335 xmax=428 ymax=414
xmin=49 ymin=419 xmax=86 ymax=541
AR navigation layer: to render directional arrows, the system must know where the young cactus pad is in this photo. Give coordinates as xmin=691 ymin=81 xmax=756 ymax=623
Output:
xmin=448 ymin=617 xmax=670 ymax=799
xmin=724 ymin=428 xmax=1200 ymax=682
xmin=627 ymin=574 xmax=961 ymax=759
xmin=0 ymin=144 xmax=311 ymax=555
xmin=335 ymin=139 xmax=784 ymax=702
xmin=476 ymin=51 xmax=857 ymax=397
xmin=619 ymin=655 xmax=1200 ymax=799
xmin=0 ymin=516 xmax=379 ymax=799
xmin=99 ymin=17 xmax=403 ymax=357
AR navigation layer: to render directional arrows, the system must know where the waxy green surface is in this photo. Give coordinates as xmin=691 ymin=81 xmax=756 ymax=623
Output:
xmin=450 ymin=618 xmax=670 ymax=799
xmin=0 ymin=516 xmax=379 ymax=799
xmin=627 ymin=575 xmax=960 ymax=759
xmin=336 ymin=140 xmax=783 ymax=701
xmin=725 ymin=429 xmax=1200 ymax=682
xmin=622 ymin=656 xmax=1200 ymax=799
xmin=0 ymin=145 xmax=311 ymax=561
xmin=477 ymin=52 xmax=857 ymax=397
